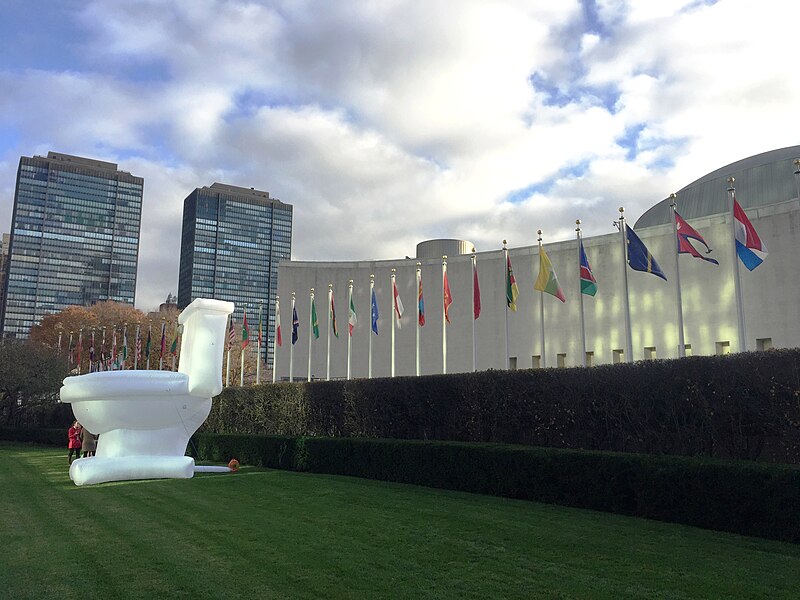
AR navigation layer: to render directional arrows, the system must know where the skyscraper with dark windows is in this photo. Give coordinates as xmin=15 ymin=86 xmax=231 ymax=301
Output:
xmin=0 ymin=152 xmax=143 ymax=339
xmin=177 ymin=183 xmax=292 ymax=367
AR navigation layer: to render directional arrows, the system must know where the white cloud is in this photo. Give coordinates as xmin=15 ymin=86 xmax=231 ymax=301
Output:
xmin=0 ymin=0 xmax=798 ymax=313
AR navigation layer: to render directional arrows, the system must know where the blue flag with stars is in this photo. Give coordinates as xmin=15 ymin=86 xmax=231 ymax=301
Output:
xmin=371 ymin=287 xmax=380 ymax=335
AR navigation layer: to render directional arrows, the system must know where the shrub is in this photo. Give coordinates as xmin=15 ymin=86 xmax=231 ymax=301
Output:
xmin=204 ymin=350 xmax=800 ymax=463
xmin=192 ymin=433 xmax=800 ymax=543
xmin=0 ymin=427 xmax=65 ymax=446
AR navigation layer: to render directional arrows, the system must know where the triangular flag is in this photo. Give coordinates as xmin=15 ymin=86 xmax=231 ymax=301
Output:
xmin=579 ymin=238 xmax=598 ymax=296
xmin=675 ymin=210 xmax=719 ymax=265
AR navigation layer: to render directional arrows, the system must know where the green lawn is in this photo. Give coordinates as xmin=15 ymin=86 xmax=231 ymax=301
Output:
xmin=2 ymin=444 xmax=799 ymax=599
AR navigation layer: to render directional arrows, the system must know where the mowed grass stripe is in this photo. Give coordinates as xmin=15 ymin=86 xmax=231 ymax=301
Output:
xmin=2 ymin=443 xmax=800 ymax=599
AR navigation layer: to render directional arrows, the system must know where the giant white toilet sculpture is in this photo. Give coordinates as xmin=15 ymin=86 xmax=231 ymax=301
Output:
xmin=60 ymin=298 xmax=234 ymax=486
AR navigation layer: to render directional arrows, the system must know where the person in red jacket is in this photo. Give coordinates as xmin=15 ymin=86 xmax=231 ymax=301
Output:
xmin=68 ymin=421 xmax=82 ymax=464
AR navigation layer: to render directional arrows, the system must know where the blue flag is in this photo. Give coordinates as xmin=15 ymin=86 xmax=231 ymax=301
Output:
xmin=371 ymin=287 xmax=379 ymax=335
xmin=292 ymin=306 xmax=299 ymax=344
xmin=626 ymin=225 xmax=667 ymax=280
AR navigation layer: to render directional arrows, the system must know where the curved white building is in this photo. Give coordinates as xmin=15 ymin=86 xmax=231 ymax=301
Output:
xmin=275 ymin=147 xmax=800 ymax=380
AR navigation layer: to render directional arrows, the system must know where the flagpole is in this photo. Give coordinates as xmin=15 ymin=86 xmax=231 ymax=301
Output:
xmin=327 ymin=284 xmax=332 ymax=381
xmin=442 ymin=256 xmax=448 ymax=375
xmin=78 ymin=328 xmax=83 ymax=374
xmin=347 ymin=282 xmax=353 ymax=380
xmin=416 ymin=263 xmax=421 ymax=376
xmin=576 ymin=221 xmax=587 ymax=367
xmin=471 ymin=251 xmax=477 ymax=372
xmin=68 ymin=331 xmax=73 ymax=370
xmin=101 ymin=326 xmax=106 ymax=371
xmin=728 ymin=177 xmax=747 ymax=352
xmin=57 ymin=324 xmax=63 ymax=354
xmin=390 ymin=268 xmax=396 ymax=378
xmin=503 ymin=240 xmax=510 ymax=370
xmin=537 ymin=231 xmax=546 ymax=368
xmin=122 ymin=324 xmax=127 ymax=370
xmin=147 ymin=322 xmax=151 ymax=370
xmin=289 ymin=292 xmax=295 ymax=382
xmin=308 ymin=288 xmax=314 ymax=382
xmin=619 ymin=207 xmax=634 ymax=363
xmin=670 ymin=194 xmax=687 ymax=358
xmin=134 ymin=324 xmax=139 ymax=371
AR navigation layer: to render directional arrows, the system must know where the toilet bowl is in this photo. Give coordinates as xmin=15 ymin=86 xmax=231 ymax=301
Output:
xmin=60 ymin=298 xmax=234 ymax=485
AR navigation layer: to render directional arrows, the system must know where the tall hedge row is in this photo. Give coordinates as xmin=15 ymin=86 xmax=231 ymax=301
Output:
xmin=191 ymin=433 xmax=800 ymax=543
xmin=205 ymin=350 xmax=800 ymax=463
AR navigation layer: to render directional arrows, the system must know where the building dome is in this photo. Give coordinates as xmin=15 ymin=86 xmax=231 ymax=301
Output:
xmin=635 ymin=145 xmax=800 ymax=228
xmin=416 ymin=239 xmax=475 ymax=259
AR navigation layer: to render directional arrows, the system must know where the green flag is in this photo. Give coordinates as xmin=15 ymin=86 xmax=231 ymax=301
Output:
xmin=311 ymin=297 xmax=320 ymax=339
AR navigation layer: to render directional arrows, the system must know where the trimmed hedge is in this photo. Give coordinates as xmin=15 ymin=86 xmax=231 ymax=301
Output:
xmin=193 ymin=432 xmax=800 ymax=543
xmin=4 ymin=427 xmax=797 ymax=542
xmin=205 ymin=350 xmax=800 ymax=463
xmin=0 ymin=427 xmax=65 ymax=446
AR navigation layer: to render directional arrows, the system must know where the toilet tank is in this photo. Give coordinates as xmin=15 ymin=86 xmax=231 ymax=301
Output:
xmin=178 ymin=299 xmax=235 ymax=398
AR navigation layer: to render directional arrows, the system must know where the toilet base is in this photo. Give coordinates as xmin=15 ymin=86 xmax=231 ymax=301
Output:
xmin=69 ymin=455 xmax=195 ymax=486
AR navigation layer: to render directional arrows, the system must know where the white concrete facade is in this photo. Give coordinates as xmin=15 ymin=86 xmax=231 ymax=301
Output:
xmin=274 ymin=198 xmax=799 ymax=380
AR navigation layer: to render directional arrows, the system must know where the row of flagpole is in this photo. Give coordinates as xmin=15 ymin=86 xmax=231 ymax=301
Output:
xmin=273 ymin=179 xmax=768 ymax=380
xmin=57 ymin=319 xmax=178 ymax=373
xmin=222 ymin=301 xmax=271 ymax=387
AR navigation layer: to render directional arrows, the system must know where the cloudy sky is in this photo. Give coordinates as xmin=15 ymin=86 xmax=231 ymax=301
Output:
xmin=1 ymin=0 xmax=798 ymax=311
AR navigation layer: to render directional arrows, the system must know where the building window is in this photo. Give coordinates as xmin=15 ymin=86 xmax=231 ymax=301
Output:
xmin=684 ymin=344 xmax=692 ymax=356
xmin=716 ymin=341 xmax=731 ymax=355
xmin=509 ymin=357 xmax=517 ymax=370
xmin=585 ymin=351 xmax=594 ymax=367
xmin=756 ymin=338 xmax=773 ymax=351
xmin=644 ymin=346 xmax=656 ymax=360
xmin=557 ymin=353 xmax=566 ymax=368
xmin=613 ymin=349 xmax=624 ymax=364
xmin=531 ymin=355 xmax=540 ymax=369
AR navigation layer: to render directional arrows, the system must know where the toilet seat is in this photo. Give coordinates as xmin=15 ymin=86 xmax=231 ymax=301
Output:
xmin=61 ymin=370 xmax=190 ymax=402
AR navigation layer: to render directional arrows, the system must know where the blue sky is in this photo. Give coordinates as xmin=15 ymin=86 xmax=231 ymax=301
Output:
xmin=0 ymin=0 xmax=798 ymax=310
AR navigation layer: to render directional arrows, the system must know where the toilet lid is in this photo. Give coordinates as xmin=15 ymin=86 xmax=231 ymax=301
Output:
xmin=60 ymin=370 xmax=190 ymax=403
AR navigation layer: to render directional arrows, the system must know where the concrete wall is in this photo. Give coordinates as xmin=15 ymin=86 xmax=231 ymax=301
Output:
xmin=274 ymin=199 xmax=800 ymax=380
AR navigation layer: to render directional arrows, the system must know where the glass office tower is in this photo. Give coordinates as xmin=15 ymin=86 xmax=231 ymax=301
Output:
xmin=177 ymin=183 xmax=292 ymax=368
xmin=0 ymin=152 xmax=143 ymax=339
